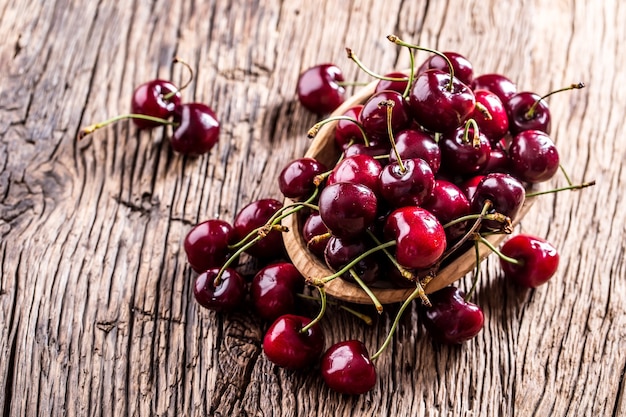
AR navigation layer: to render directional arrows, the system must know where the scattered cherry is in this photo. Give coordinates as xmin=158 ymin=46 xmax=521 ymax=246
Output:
xmin=184 ymin=219 xmax=234 ymax=273
xmin=297 ymin=64 xmax=346 ymax=114
xmin=193 ymin=268 xmax=246 ymax=312
xmin=251 ymin=262 xmax=305 ymax=322
xmin=499 ymin=234 xmax=560 ymax=288
xmin=130 ymin=79 xmax=182 ymax=129
xmin=170 ymin=102 xmax=220 ymax=156
xmin=263 ymin=314 xmax=325 ymax=370
xmin=320 ymin=340 xmax=377 ymax=395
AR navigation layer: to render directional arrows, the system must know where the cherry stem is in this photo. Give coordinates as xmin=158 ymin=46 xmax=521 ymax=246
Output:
xmin=525 ymin=180 xmax=596 ymax=198
xmin=367 ymin=230 xmax=414 ymax=281
xmin=441 ymin=200 xmax=496 ymax=263
xmin=307 ymin=116 xmax=370 ymax=146
xmin=345 ymin=47 xmax=409 ymax=82
xmin=463 ymin=118 xmax=481 ymax=148
xmin=475 ymin=233 xmax=521 ymax=265
xmin=306 ymin=232 xmax=331 ymax=250
xmin=525 ymin=82 xmax=585 ymax=120
xmin=402 ymin=48 xmax=416 ymax=98
xmin=349 ymin=269 xmax=383 ymax=313
xmin=336 ymin=81 xmax=370 ymax=87
xmin=381 ymin=99 xmax=406 ymax=173
xmin=300 ymin=286 xmax=327 ymax=334
xmin=163 ymin=56 xmax=194 ymax=100
xmin=475 ymin=102 xmax=492 ymax=120
xmin=296 ymin=293 xmax=373 ymax=325
xmin=78 ymin=113 xmax=176 ymax=139
xmin=311 ymin=241 xmax=396 ymax=285
xmin=387 ymin=34 xmax=455 ymax=91
xmin=464 ymin=240 xmax=482 ymax=301
xmin=371 ymin=283 xmax=425 ymax=361
xmin=559 ymin=164 xmax=573 ymax=186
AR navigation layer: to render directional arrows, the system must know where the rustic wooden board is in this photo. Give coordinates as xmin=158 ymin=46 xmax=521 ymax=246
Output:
xmin=0 ymin=0 xmax=624 ymax=416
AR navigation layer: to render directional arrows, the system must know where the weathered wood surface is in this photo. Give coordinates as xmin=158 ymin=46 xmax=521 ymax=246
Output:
xmin=1 ymin=0 xmax=624 ymax=416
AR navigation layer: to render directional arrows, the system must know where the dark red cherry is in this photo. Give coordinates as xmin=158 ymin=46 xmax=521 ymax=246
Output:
xmin=470 ymin=89 xmax=509 ymax=144
xmin=327 ymin=154 xmax=382 ymax=195
xmin=251 ymin=262 xmax=305 ymax=322
xmin=439 ymin=126 xmax=491 ymax=176
xmin=302 ymin=212 xmax=331 ymax=257
xmin=193 ymin=268 xmax=246 ymax=312
xmin=505 ymin=91 xmax=551 ymax=136
xmin=470 ymin=73 xmax=517 ymax=103
xmin=318 ymin=182 xmax=378 ymax=240
xmin=374 ymin=72 xmax=410 ymax=94
xmin=470 ymin=173 xmax=525 ymax=229
xmin=408 ymin=69 xmax=475 ymax=133
xmin=334 ymin=105 xmax=365 ymax=149
xmin=483 ymin=147 xmax=511 ymax=174
xmin=459 ymin=174 xmax=486 ymax=201
xmin=233 ymin=198 xmax=285 ymax=259
xmin=499 ymin=234 xmax=560 ymax=288
xmin=421 ymin=179 xmax=471 ymax=242
xmin=508 ymin=130 xmax=559 ymax=183
xmin=263 ymin=314 xmax=325 ymax=370
xmin=378 ymin=158 xmax=435 ymax=208
xmin=130 ymin=79 xmax=182 ymax=129
xmin=321 ymin=340 xmax=377 ymax=395
xmin=170 ymin=102 xmax=220 ymax=156
xmin=388 ymin=128 xmax=441 ymax=174
xmin=359 ymin=90 xmax=411 ymax=140
xmin=324 ymin=236 xmax=381 ymax=285
xmin=184 ymin=219 xmax=234 ymax=273
xmin=384 ymin=206 xmax=446 ymax=269
xmin=278 ymin=157 xmax=327 ymax=199
xmin=418 ymin=286 xmax=484 ymax=344
xmin=297 ymin=64 xmax=346 ymax=114
xmin=417 ymin=51 xmax=474 ymax=86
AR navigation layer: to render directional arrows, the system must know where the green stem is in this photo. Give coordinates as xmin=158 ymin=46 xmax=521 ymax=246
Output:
xmin=349 ymin=269 xmax=383 ymax=313
xmin=345 ymin=47 xmax=409 ymax=82
xmin=441 ymin=200 xmax=494 ymax=263
xmin=525 ymin=180 xmax=596 ymax=198
xmin=307 ymin=115 xmax=370 ymax=146
xmin=367 ymin=230 xmax=414 ymax=281
xmin=163 ymin=57 xmax=194 ymax=100
xmin=475 ymin=233 xmax=521 ymax=265
xmin=296 ymin=293 xmax=373 ymax=325
xmin=402 ymin=48 xmax=415 ymax=98
xmin=300 ymin=286 xmax=327 ymax=333
xmin=525 ymin=82 xmax=585 ymax=119
xmin=79 ymin=113 xmax=177 ymax=139
xmin=463 ymin=118 xmax=481 ymax=148
xmin=381 ymin=100 xmax=406 ymax=173
xmin=559 ymin=164 xmax=573 ymax=186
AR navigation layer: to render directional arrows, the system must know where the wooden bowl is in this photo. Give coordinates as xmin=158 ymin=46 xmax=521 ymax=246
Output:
xmin=282 ymin=78 xmax=535 ymax=304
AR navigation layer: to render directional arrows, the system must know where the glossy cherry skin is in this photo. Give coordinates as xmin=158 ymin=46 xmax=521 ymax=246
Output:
xmin=500 ymin=234 xmax=560 ymax=288
xmin=417 ymin=51 xmax=474 ymax=86
xmin=193 ymin=268 xmax=246 ymax=312
xmin=470 ymin=89 xmax=509 ymax=144
xmin=233 ymin=198 xmax=284 ymax=259
xmin=459 ymin=174 xmax=486 ymax=201
xmin=470 ymin=173 xmax=525 ymax=229
xmin=375 ymin=72 xmax=410 ymax=94
xmin=263 ymin=314 xmax=325 ymax=370
xmin=302 ymin=212 xmax=330 ymax=257
xmin=184 ymin=219 xmax=234 ymax=273
xmin=439 ymin=126 xmax=491 ymax=176
xmin=131 ymin=79 xmax=182 ymax=129
xmin=321 ymin=340 xmax=377 ymax=395
xmin=327 ymin=154 xmax=382 ymax=195
xmin=483 ymin=147 xmax=511 ymax=174
xmin=324 ymin=236 xmax=381 ymax=285
xmin=359 ymin=90 xmax=411 ymax=140
xmin=505 ymin=91 xmax=551 ymax=136
xmin=418 ymin=286 xmax=484 ymax=344
xmin=318 ymin=182 xmax=378 ymax=240
xmin=297 ymin=64 xmax=346 ymax=114
xmin=378 ymin=158 xmax=435 ymax=208
xmin=334 ymin=105 xmax=365 ymax=149
xmin=470 ymin=73 xmax=517 ymax=103
xmin=421 ymin=179 xmax=471 ymax=242
xmin=384 ymin=206 xmax=446 ymax=269
xmin=508 ymin=130 xmax=559 ymax=183
xmin=251 ymin=262 xmax=305 ymax=322
xmin=388 ymin=128 xmax=441 ymax=174
xmin=408 ymin=69 xmax=475 ymax=133
xmin=278 ymin=157 xmax=327 ymax=199
xmin=170 ymin=103 xmax=220 ymax=156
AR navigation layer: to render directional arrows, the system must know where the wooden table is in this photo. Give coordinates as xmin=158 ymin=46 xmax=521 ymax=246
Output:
xmin=1 ymin=1 xmax=624 ymax=415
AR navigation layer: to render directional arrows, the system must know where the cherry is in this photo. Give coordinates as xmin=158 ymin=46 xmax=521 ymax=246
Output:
xmin=278 ymin=157 xmax=327 ymax=199
xmin=233 ymin=198 xmax=285 ymax=259
xmin=297 ymin=64 xmax=346 ymax=114
xmin=384 ymin=206 xmax=446 ymax=269
xmin=321 ymin=340 xmax=377 ymax=395
xmin=417 ymin=51 xmax=474 ymax=86
xmin=421 ymin=179 xmax=471 ymax=242
xmin=418 ymin=286 xmax=484 ymax=344
xmin=343 ymin=142 xmax=390 ymax=159
xmin=334 ymin=105 xmax=365 ymax=149
xmin=459 ymin=174 xmax=486 ymax=201
xmin=324 ymin=236 xmax=381 ymax=285
xmin=508 ymin=130 xmax=559 ymax=183
xmin=439 ymin=126 xmax=491 ymax=176
xmin=408 ymin=69 xmax=475 ymax=133
xmin=470 ymin=89 xmax=509 ymax=144
xmin=251 ymin=262 xmax=305 ymax=322
xmin=359 ymin=90 xmax=411 ymax=140
xmin=302 ymin=212 xmax=331 ymax=257
xmin=470 ymin=73 xmax=517 ymax=103
xmin=374 ymin=72 xmax=409 ymax=94
xmin=470 ymin=172 xmax=525 ymax=229
xmin=327 ymin=154 xmax=382 ymax=195
xmin=318 ymin=182 xmax=378 ymax=240
xmin=193 ymin=268 xmax=246 ymax=312
xmin=499 ymin=234 xmax=560 ymax=288
xmin=184 ymin=219 xmax=234 ymax=273
xmin=130 ymin=79 xmax=182 ymax=129
xmin=505 ymin=91 xmax=551 ymax=136
xmin=388 ymin=128 xmax=441 ymax=174
xmin=378 ymin=158 xmax=435 ymax=208
xmin=263 ymin=314 xmax=325 ymax=370
xmin=483 ymin=147 xmax=510 ymax=174
xmin=170 ymin=102 xmax=220 ymax=156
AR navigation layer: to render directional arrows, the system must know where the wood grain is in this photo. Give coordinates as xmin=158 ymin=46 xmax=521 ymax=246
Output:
xmin=0 ymin=0 xmax=624 ymax=416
